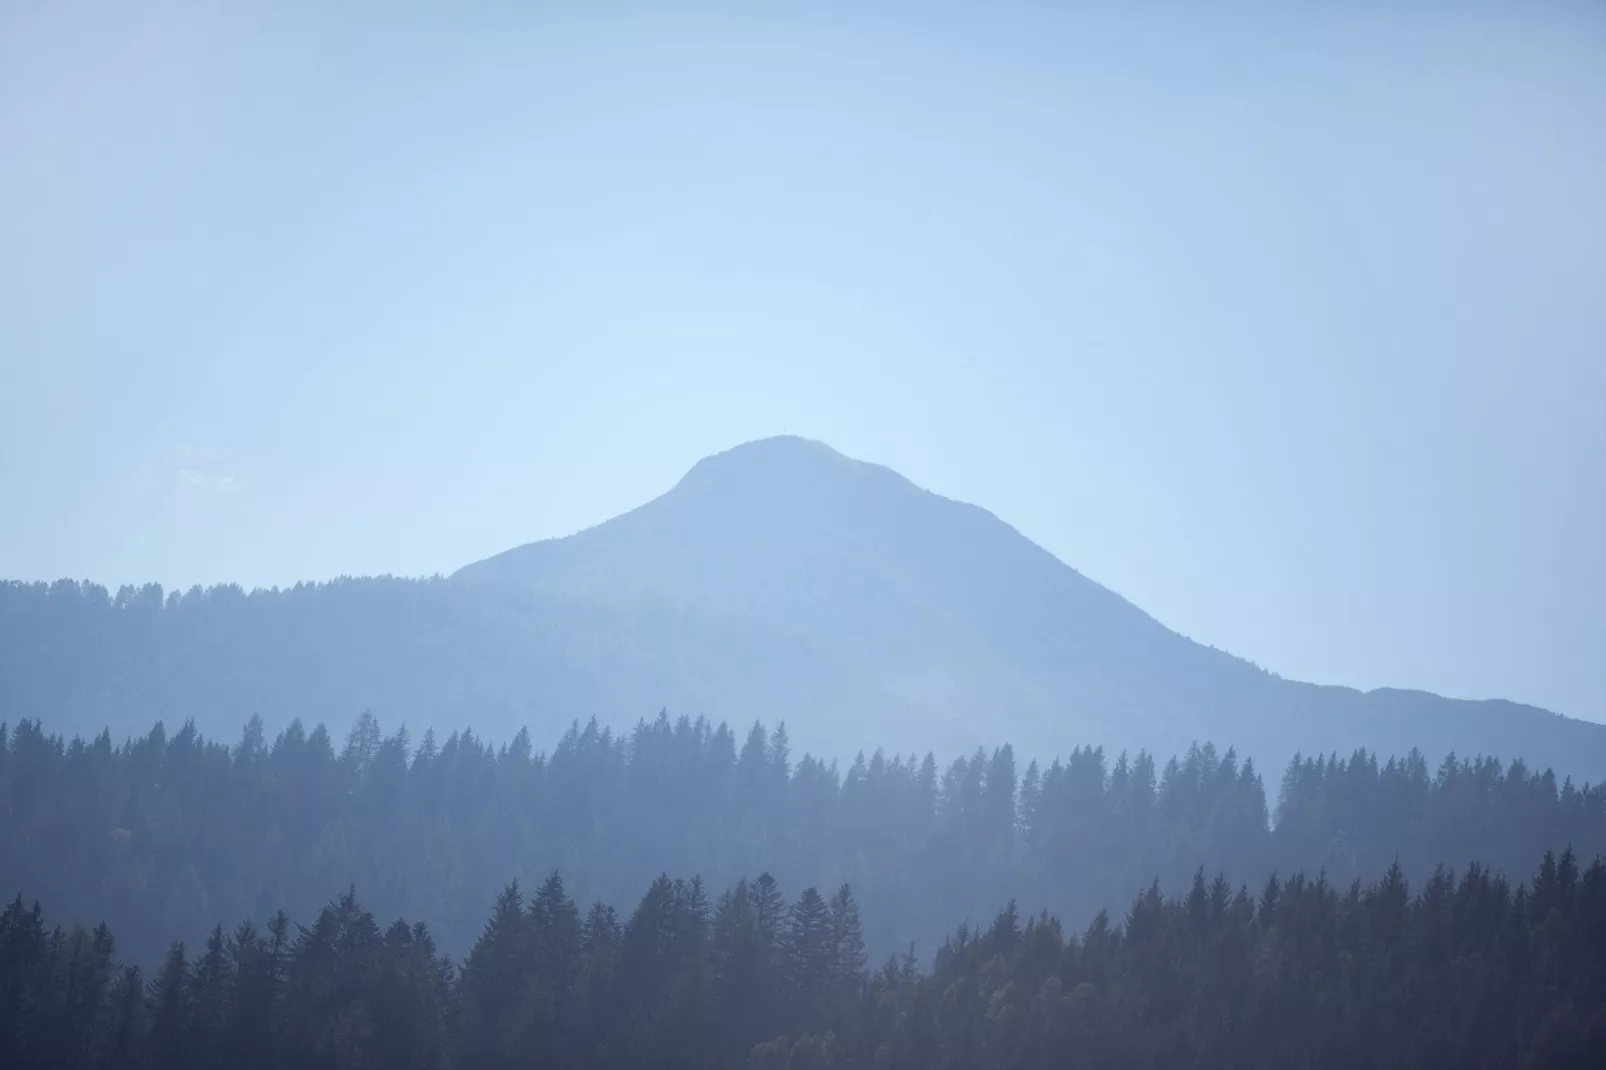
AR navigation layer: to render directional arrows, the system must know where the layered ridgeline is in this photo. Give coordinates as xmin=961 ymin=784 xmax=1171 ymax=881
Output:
xmin=4 ymin=436 xmax=1604 ymax=778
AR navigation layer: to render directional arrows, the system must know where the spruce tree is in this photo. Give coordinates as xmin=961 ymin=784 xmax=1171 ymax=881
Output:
xmin=145 ymin=942 xmax=190 ymax=1070
xmin=783 ymin=887 xmax=833 ymax=1026
xmin=454 ymin=882 xmax=528 ymax=1069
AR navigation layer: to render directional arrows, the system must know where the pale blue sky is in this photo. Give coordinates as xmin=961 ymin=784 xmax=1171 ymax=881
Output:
xmin=2 ymin=1 xmax=1603 ymax=721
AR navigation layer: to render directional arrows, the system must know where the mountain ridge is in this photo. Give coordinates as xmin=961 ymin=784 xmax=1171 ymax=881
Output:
xmin=452 ymin=436 xmax=1603 ymax=776
xmin=2 ymin=435 xmax=1600 ymax=780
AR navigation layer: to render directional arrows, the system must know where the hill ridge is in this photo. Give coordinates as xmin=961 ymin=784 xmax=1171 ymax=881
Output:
xmin=2 ymin=437 xmax=1601 ymax=780
xmin=450 ymin=437 xmax=1603 ymax=777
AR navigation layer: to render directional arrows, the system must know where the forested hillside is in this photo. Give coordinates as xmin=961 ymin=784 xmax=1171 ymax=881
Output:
xmin=5 ymin=713 xmax=1602 ymax=967
xmin=7 ymin=441 xmax=1606 ymax=782
xmin=0 ymin=573 xmax=964 ymax=766
xmin=4 ymin=852 xmax=1604 ymax=1069
xmin=0 ymin=576 xmax=907 ymax=762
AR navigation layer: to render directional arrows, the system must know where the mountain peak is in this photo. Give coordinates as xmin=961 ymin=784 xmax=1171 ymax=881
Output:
xmin=445 ymin=436 xmax=1606 ymax=778
xmin=661 ymin=437 xmax=922 ymax=518
xmin=703 ymin=434 xmax=842 ymax=460
xmin=675 ymin=435 xmax=864 ymax=491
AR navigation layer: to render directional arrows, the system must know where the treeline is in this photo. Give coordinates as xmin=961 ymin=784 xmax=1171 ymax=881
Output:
xmin=0 ymin=868 xmax=863 ymax=1070
xmin=5 ymin=713 xmax=1604 ymax=967
xmin=5 ymin=854 xmax=1605 ymax=1069
xmin=14 ymin=575 xmax=1606 ymax=790
xmin=784 ymin=850 xmax=1606 ymax=1070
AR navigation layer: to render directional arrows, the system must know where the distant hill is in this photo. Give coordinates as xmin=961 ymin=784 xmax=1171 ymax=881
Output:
xmin=3 ymin=435 xmax=1603 ymax=779
xmin=454 ymin=436 xmax=1606 ymax=777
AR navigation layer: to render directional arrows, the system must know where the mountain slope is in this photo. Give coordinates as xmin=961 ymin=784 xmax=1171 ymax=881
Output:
xmin=455 ymin=436 xmax=1606 ymax=777
xmin=3 ymin=436 xmax=1602 ymax=780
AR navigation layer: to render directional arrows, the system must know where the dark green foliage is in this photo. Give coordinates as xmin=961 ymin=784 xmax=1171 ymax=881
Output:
xmin=782 ymin=849 xmax=1606 ymax=1070
xmin=4 ymin=716 xmax=1605 ymax=971
xmin=2 ymin=856 xmax=1604 ymax=1069
xmin=783 ymin=886 xmax=833 ymax=1027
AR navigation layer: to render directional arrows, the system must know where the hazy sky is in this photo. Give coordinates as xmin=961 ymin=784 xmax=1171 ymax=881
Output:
xmin=2 ymin=1 xmax=1603 ymax=721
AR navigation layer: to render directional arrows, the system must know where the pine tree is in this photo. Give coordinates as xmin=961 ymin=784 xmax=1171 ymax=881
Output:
xmin=188 ymin=923 xmax=235 ymax=1066
xmin=454 ymin=882 xmax=528 ymax=1069
xmin=146 ymin=942 xmax=190 ymax=1070
xmin=828 ymin=884 xmax=867 ymax=991
xmin=95 ymin=964 xmax=144 ymax=1069
xmin=518 ymin=873 xmax=581 ymax=1064
xmin=750 ymin=873 xmax=786 ymax=950
xmin=784 ymin=887 xmax=834 ymax=1026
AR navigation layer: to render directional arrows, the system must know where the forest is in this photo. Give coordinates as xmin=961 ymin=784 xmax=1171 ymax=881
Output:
xmin=10 ymin=573 xmax=1606 ymax=787
xmin=4 ymin=712 xmax=1603 ymax=966
xmin=4 ymin=850 xmax=1604 ymax=1069
xmin=10 ymin=3 xmax=1602 ymax=1066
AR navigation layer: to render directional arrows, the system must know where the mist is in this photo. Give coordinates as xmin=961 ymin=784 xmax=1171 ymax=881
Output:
xmin=3 ymin=3 xmax=1605 ymax=1067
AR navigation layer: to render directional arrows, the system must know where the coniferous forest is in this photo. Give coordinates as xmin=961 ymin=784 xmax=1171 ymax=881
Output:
xmin=10 ymin=0 xmax=1605 ymax=1063
xmin=4 ymin=850 xmax=1606 ymax=1069
xmin=5 ymin=713 xmax=1604 ymax=970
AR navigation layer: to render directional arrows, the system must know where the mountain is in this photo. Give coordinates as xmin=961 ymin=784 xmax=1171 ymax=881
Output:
xmin=3 ymin=435 xmax=1603 ymax=780
xmin=454 ymin=435 xmax=1606 ymax=777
